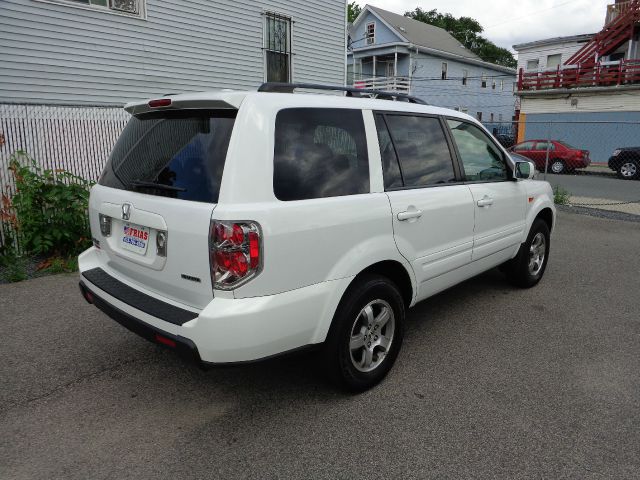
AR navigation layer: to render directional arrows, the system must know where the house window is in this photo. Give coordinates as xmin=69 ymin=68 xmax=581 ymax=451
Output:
xmin=442 ymin=62 xmax=448 ymax=80
xmin=481 ymin=74 xmax=487 ymax=88
xmin=526 ymin=59 xmax=540 ymax=71
xmin=500 ymin=79 xmax=504 ymax=91
xmin=47 ymin=0 xmax=144 ymax=15
xmin=462 ymin=69 xmax=468 ymax=86
xmin=477 ymin=112 xmax=483 ymax=121
xmin=264 ymin=12 xmax=292 ymax=83
xmin=547 ymin=54 xmax=562 ymax=70
xmin=366 ymin=22 xmax=375 ymax=45
xmin=499 ymin=114 xmax=503 ymax=122
xmin=492 ymin=79 xmax=496 ymax=90
xmin=490 ymin=113 xmax=494 ymax=122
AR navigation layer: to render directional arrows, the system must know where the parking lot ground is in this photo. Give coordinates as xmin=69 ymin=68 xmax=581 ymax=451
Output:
xmin=1 ymin=210 xmax=639 ymax=480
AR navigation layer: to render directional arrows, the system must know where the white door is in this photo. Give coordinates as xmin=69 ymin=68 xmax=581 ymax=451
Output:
xmin=446 ymin=119 xmax=527 ymax=263
xmin=374 ymin=113 xmax=475 ymax=302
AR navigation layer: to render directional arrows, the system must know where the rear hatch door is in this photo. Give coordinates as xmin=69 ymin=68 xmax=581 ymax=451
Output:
xmin=89 ymin=107 xmax=237 ymax=309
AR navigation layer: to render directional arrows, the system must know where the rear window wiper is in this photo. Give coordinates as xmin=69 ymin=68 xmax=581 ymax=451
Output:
xmin=129 ymin=180 xmax=186 ymax=192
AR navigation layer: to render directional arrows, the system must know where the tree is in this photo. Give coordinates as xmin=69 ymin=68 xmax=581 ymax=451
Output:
xmin=347 ymin=2 xmax=362 ymax=24
xmin=405 ymin=7 xmax=516 ymax=69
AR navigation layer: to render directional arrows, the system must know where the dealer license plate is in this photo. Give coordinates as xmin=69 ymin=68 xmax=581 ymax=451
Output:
xmin=121 ymin=223 xmax=150 ymax=255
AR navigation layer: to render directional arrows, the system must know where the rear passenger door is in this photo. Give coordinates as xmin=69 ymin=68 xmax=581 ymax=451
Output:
xmin=374 ymin=113 xmax=475 ymax=302
xmin=445 ymin=119 xmax=526 ymax=263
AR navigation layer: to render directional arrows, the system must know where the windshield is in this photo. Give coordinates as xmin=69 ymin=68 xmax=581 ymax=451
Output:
xmin=99 ymin=110 xmax=236 ymax=203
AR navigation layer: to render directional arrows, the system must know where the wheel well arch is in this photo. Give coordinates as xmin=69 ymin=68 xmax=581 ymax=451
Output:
xmin=350 ymin=260 xmax=414 ymax=308
xmin=535 ymin=207 xmax=554 ymax=233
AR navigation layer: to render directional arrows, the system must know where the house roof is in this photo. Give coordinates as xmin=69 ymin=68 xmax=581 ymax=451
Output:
xmin=513 ymin=33 xmax=595 ymax=51
xmin=365 ymin=5 xmax=481 ymax=61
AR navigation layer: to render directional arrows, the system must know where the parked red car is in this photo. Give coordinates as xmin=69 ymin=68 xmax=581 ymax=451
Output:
xmin=509 ymin=140 xmax=591 ymax=174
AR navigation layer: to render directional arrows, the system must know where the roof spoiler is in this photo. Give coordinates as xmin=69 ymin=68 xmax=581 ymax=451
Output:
xmin=258 ymin=82 xmax=428 ymax=105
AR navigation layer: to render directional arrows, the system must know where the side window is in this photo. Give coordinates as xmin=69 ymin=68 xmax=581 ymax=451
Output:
xmin=273 ymin=108 xmax=370 ymax=201
xmin=535 ymin=142 xmax=555 ymax=151
xmin=379 ymin=114 xmax=456 ymax=188
xmin=515 ymin=141 xmax=535 ymax=151
xmin=374 ymin=115 xmax=402 ymax=189
xmin=447 ymin=119 xmax=508 ymax=182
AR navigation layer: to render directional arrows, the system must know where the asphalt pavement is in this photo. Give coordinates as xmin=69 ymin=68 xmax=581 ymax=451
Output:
xmin=546 ymin=173 xmax=639 ymax=202
xmin=1 ymin=211 xmax=639 ymax=480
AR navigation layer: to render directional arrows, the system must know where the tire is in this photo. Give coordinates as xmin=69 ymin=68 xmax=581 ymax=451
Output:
xmin=322 ymin=274 xmax=405 ymax=392
xmin=504 ymin=219 xmax=551 ymax=288
xmin=617 ymin=160 xmax=639 ymax=180
xmin=548 ymin=159 xmax=566 ymax=174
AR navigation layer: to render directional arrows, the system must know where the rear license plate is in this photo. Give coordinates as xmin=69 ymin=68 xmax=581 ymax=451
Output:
xmin=121 ymin=223 xmax=150 ymax=255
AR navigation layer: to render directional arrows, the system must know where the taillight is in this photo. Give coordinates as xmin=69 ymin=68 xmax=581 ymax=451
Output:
xmin=210 ymin=220 xmax=262 ymax=290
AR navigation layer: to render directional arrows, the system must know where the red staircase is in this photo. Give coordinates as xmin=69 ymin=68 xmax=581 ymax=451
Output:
xmin=565 ymin=0 xmax=640 ymax=66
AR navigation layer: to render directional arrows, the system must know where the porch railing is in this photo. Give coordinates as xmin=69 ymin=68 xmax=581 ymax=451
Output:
xmin=353 ymin=76 xmax=411 ymax=94
xmin=517 ymin=60 xmax=640 ymax=91
xmin=606 ymin=0 xmax=636 ymax=24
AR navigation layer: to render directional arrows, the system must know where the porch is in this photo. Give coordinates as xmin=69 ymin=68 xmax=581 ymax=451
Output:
xmin=348 ymin=51 xmax=411 ymax=94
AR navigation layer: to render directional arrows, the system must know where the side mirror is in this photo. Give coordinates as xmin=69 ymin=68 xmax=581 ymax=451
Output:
xmin=514 ymin=161 xmax=535 ymax=180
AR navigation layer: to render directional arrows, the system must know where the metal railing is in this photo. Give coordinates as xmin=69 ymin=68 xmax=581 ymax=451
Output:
xmin=353 ymin=76 xmax=411 ymax=94
xmin=518 ymin=60 xmax=640 ymax=91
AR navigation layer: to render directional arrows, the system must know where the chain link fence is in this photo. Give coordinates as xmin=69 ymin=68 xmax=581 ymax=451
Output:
xmin=0 ymin=103 xmax=129 ymax=252
xmin=485 ymin=119 xmax=640 ymax=218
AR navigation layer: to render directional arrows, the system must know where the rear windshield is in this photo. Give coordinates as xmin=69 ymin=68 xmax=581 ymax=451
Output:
xmin=99 ymin=110 xmax=236 ymax=203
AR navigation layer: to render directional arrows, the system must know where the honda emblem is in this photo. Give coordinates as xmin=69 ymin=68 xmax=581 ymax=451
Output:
xmin=122 ymin=203 xmax=132 ymax=221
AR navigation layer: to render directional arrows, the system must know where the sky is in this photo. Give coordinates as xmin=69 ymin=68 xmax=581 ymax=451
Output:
xmin=366 ymin=0 xmax=611 ymax=51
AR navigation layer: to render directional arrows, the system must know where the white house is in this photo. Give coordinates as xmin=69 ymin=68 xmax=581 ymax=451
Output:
xmin=347 ymin=5 xmax=518 ymax=125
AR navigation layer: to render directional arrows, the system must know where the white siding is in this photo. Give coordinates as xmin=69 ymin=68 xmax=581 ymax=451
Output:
xmin=516 ymin=41 xmax=587 ymax=72
xmin=521 ymin=89 xmax=640 ymax=114
xmin=0 ymin=0 xmax=346 ymax=105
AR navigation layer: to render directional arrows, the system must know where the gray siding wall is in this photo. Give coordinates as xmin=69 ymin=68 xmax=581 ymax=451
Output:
xmin=0 ymin=0 xmax=346 ymax=105
xmin=411 ymin=56 xmax=517 ymax=123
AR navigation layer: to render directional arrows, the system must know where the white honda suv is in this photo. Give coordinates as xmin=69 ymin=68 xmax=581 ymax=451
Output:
xmin=79 ymin=83 xmax=555 ymax=391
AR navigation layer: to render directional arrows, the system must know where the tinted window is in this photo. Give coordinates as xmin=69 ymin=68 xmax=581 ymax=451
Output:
xmin=374 ymin=115 xmax=402 ymax=189
xmin=382 ymin=115 xmax=456 ymax=188
xmin=447 ymin=120 xmax=508 ymax=182
xmin=99 ymin=110 xmax=236 ymax=203
xmin=273 ymin=109 xmax=370 ymax=201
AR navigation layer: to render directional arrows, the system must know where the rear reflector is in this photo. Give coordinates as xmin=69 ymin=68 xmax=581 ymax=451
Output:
xmin=148 ymin=98 xmax=172 ymax=108
xmin=155 ymin=334 xmax=176 ymax=348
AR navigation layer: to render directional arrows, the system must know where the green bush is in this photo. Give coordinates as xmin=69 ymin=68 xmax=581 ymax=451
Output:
xmin=8 ymin=151 xmax=94 ymax=257
xmin=0 ymin=254 xmax=27 ymax=283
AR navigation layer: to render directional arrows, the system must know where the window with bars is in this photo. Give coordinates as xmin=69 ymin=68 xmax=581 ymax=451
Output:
xmin=53 ymin=0 xmax=143 ymax=15
xmin=264 ymin=12 xmax=292 ymax=83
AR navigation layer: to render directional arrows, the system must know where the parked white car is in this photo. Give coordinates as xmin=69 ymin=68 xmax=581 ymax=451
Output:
xmin=79 ymin=84 xmax=555 ymax=391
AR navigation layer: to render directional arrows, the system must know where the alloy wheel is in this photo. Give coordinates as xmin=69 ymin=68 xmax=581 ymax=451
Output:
xmin=349 ymin=300 xmax=395 ymax=373
xmin=528 ymin=232 xmax=546 ymax=276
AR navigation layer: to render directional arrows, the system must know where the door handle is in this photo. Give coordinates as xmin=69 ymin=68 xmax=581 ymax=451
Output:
xmin=397 ymin=209 xmax=423 ymax=221
xmin=477 ymin=196 xmax=494 ymax=208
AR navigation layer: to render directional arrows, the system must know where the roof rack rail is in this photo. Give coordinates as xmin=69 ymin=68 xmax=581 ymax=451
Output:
xmin=258 ymin=82 xmax=428 ymax=105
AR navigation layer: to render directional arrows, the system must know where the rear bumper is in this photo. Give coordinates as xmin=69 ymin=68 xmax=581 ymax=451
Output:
xmin=79 ymin=281 xmax=203 ymax=364
xmin=78 ymin=248 xmax=352 ymax=364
